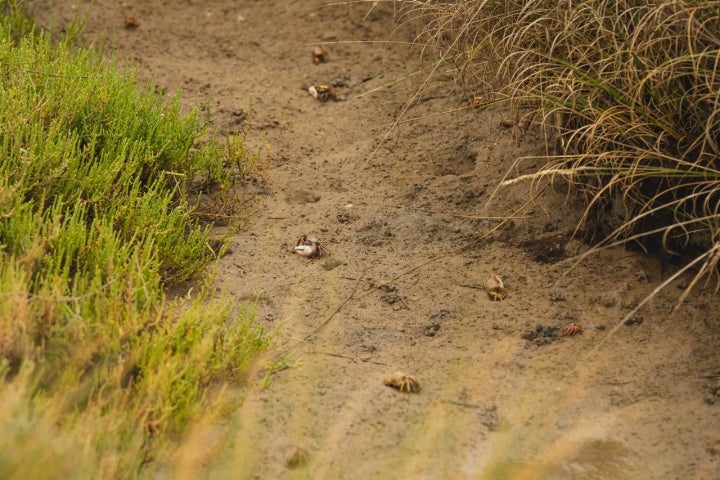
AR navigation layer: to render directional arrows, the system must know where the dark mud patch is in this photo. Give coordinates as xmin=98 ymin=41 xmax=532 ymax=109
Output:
xmin=520 ymin=233 xmax=572 ymax=264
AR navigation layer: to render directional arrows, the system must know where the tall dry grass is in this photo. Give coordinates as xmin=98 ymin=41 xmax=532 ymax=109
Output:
xmin=400 ymin=0 xmax=720 ymax=301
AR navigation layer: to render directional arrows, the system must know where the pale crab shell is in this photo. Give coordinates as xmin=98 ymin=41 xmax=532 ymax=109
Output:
xmin=308 ymin=85 xmax=319 ymax=99
xmin=484 ymin=274 xmax=507 ymax=300
xmin=294 ymin=235 xmax=321 ymax=257
xmin=311 ymin=45 xmax=328 ymax=64
xmin=293 ymin=244 xmax=318 ymax=257
xmin=383 ymin=371 xmax=421 ymax=393
xmin=484 ymin=274 xmax=504 ymax=291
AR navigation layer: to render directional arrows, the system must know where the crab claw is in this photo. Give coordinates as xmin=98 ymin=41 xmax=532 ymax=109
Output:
xmin=293 ymin=244 xmax=317 ymax=257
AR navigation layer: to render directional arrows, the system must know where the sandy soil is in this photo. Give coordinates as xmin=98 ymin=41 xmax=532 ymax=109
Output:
xmin=31 ymin=1 xmax=720 ymax=479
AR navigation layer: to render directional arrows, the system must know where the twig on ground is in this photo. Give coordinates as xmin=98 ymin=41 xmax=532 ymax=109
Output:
xmin=304 ymin=268 xmax=365 ymax=340
xmin=262 ymin=269 xmax=366 ymax=368
xmin=312 ymin=350 xmax=388 ymax=366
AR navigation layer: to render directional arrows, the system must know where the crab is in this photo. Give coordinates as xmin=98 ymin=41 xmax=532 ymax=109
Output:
xmin=308 ymin=84 xmax=339 ymax=102
xmin=293 ymin=235 xmax=329 ymax=258
xmin=311 ymin=45 xmax=328 ymax=65
xmin=484 ymin=274 xmax=507 ymax=301
xmin=123 ymin=16 xmax=140 ymax=29
xmin=561 ymin=322 xmax=583 ymax=337
xmin=384 ymin=371 xmax=421 ymax=393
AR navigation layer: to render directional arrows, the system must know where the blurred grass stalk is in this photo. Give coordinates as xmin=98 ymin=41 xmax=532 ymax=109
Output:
xmin=0 ymin=1 xmax=269 ymax=478
xmin=402 ymin=0 xmax=720 ymax=300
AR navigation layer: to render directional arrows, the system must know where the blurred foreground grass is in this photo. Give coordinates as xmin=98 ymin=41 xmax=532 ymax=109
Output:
xmin=0 ymin=2 xmax=269 ymax=477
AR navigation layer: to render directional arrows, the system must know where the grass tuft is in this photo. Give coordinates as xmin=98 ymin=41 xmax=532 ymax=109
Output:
xmin=0 ymin=2 xmax=269 ymax=477
xmin=402 ymin=0 xmax=720 ymax=300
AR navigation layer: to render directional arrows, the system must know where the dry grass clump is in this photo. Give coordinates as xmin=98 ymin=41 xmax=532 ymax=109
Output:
xmin=400 ymin=0 xmax=720 ymax=299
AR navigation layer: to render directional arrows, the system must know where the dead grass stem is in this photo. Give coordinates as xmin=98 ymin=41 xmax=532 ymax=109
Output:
xmin=400 ymin=0 xmax=720 ymax=300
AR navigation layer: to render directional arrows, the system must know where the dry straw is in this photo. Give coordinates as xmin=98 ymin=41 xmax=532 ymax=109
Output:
xmin=401 ymin=0 xmax=720 ymax=303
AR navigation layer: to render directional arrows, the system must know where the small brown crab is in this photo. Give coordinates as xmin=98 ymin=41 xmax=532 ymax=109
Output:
xmin=561 ymin=322 xmax=583 ymax=337
xmin=384 ymin=371 xmax=421 ymax=393
xmin=123 ymin=16 xmax=140 ymax=29
xmin=293 ymin=235 xmax=329 ymax=258
xmin=311 ymin=45 xmax=328 ymax=65
xmin=484 ymin=274 xmax=507 ymax=301
xmin=308 ymin=84 xmax=340 ymax=102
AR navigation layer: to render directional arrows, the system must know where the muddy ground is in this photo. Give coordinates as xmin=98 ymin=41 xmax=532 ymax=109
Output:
xmin=31 ymin=1 xmax=720 ymax=479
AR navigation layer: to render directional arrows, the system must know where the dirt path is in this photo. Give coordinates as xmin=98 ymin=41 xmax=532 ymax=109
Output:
xmin=32 ymin=1 xmax=720 ymax=478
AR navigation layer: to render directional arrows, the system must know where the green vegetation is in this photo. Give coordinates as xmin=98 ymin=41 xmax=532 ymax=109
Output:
xmin=0 ymin=3 xmax=268 ymax=478
xmin=403 ymin=1 xmax=720 ymax=300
